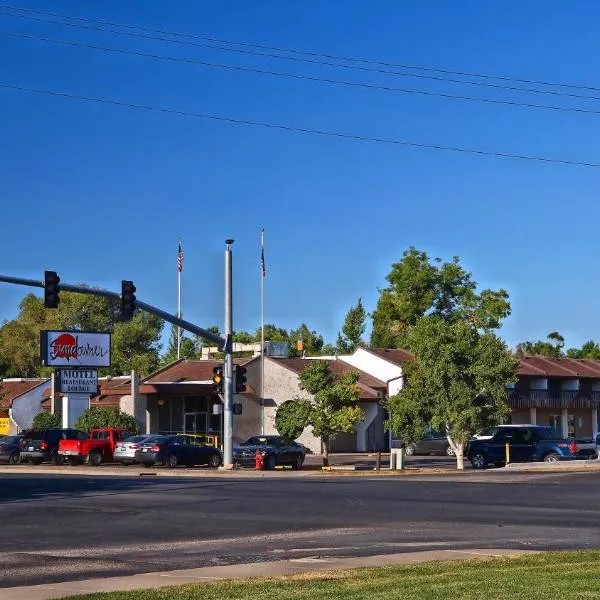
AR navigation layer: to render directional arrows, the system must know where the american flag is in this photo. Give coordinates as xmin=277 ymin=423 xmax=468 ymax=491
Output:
xmin=261 ymin=229 xmax=266 ymax=278
xmin=177 ymin=241 xmax=184 ymax=273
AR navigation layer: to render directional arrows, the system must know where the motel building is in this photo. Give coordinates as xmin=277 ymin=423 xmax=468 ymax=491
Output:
xmin=2 ymin=348 xmax=600 ymax=450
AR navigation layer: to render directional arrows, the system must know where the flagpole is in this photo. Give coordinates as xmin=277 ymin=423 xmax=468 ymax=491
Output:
xmin=260 ymin=228 xmax=265 ymax=435
xmin=177 ymin=240 xmax=182 ymax=360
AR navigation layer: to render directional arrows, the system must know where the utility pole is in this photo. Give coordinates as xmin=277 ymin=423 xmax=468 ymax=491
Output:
xmin=223 ymin=239 xmax=234 ymax=469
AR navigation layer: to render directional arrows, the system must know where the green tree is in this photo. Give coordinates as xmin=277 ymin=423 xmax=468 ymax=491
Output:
xmin=256 ymin=324 xmax=289 ymax=343
xmin=74 ymin=406 xmax=139 ymax=434
xmin=32 ymin=411 xmax=62 ymax=428
xmin=0 ymin=292 xmax=164 ymax=377
xmin=386 ymin=317 xmax=517 ymax=470
xmin=161 ymin=326 xmax=198 ymax=366
xmin=516 ymin=331 xmax=565 ymax=358
xmin=289 ymin=323 xmax=325 ymax=357
xmin=336 ymin=298 xmax=366 ymax=353
xmin=371 ymin=247 xmax=510 ymax=348
xmin=274 ymin=361 xmax=364 ymax=466
xmin=233 ymin=330 xmax=255 ymax=343
xmin=567 ymin=340 xmax=600 ymax=359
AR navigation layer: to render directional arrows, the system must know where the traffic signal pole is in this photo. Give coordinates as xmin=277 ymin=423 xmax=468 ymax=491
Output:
xmin=223 ymin=239 xmax=234 ymax=469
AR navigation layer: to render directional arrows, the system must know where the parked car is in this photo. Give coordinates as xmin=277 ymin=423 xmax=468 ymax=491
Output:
xmin=467 ymin=425 xmax=578 ymax=469
xmin=133 ymin=434 xmax=222 ymax=468
xmin=233 ymin=435 xmax=306 ymax=470
xmin=0 ymin=435 xmax=23 ymax=464
xmin=113 ymin=434 xmax=160 ymax=465
xmin=404 ymin=432 xmax=454 ymax=457
xmin=58 ymin=428 xmax=134 ymax=466
xmin=20 ymin=428 xmax=88 ymax=465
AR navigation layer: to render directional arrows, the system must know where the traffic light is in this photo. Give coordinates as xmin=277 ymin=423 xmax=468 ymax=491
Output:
xmin=44 ymin=270 xmax=60 ymax=308
xmin=120 ymin=280 xmax=137 ymax=321
xmin=235 ymin=365 xmax=247 ymax=393
xmin=212 ymin=365 xmax=224 ymax=394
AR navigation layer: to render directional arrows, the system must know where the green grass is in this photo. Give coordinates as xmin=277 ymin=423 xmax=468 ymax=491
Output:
xmin=64 ymin=550 xmax=600 ymax=600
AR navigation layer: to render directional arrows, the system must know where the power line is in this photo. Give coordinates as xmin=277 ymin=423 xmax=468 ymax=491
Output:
xmin=2 ymin=3 xmax=600 ymax=95
xmin=3 ymin=7 xmax=600 ymax=104
xmin=4 ymin=30 xmax=600 ymax=118
xmin=1 ymin=81 xmax=599 ymax=169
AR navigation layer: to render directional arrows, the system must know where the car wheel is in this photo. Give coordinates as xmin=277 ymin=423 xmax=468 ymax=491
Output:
xmin=30 ymin=458 xmax=43 ymax=465
xmin=166 ymin=454 xmax=178 ymax=468
xmin=470 ymin=452 xmax=488 ymax=469
xmin=264 ymin=454 xmax=276 ymax=470
xmin=544 ymin=452 xmax=560 ymax=462
xmin=445 ymin=445 xmax=455 ymax=457
xmin=50 ymin=453 xmax=63 ymax=466
xmin=291 ymin=455 xmax=304 ymax=470
xmin=404 ymin=444 xmax=416 ymax=456
xmin=89 ymin=451 xmax=103 ymax=467
xmin=68 ymin=457 xmax=82 ymax=466
xmin=208 ymin=454 xmax=221 ymax=469
xmin=9 ymin=452 xmax=21 ymax=465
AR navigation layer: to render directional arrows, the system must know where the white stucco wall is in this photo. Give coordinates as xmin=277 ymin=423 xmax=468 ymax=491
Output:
xmin=262 ymin=358 xmax=322 ymax=453
xmin=355 ymin=402 xmax=378 ymax=452
xmin=340 ymin=348 xmax=403 ymax=384
xmin=10 ymin=380 xmax=50 ymax=430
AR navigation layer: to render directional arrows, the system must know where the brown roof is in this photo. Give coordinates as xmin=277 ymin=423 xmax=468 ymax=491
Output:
xmin=0 ymin=378 xmax=49 ymax=409
xmin=517 ymin=356 xmax=600 ymax=378
xmin=144 ymin=358 xmax=257 ymax=384
xmin=272 ymin=358 xmax=386 ymax=400
xmin=365 ymin=348 xmax=414 ymax=366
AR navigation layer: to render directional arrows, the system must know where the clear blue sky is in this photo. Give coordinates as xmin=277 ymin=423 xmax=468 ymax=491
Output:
xmin=2 ymin=1 xmax=600 ymax=353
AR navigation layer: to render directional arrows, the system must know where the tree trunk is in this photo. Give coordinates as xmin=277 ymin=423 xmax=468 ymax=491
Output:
xmin=322 ymin=437 xmax=329 ymax=467
xmin=447 ymin=436 xmax=465 ymax=470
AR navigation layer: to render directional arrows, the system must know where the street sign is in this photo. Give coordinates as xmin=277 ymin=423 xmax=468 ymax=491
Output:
xmin=41 ymin=331 xmax=111 ymax=367
xmin=57 ymin=369 xmax=98 ymax=394
xmin=0 ymin=418 xmax=9 ymax=435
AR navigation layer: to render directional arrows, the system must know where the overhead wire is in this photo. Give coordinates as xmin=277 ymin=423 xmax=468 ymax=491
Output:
xmin=1 ymin=82 xmax=599 ymax=169
xmin=4 ymin=30 xmax=600 ymax=117
xmin=2 ymin=3 xmax=600 ymax=95
xmin=2 ymin=7 xmax=600 ymax=104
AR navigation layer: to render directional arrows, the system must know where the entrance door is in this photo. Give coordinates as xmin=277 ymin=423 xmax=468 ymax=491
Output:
xmin=549 ymin=415 xmax=562 ymax=438
xmin=184 ymin=413 xmax=208 ymax=434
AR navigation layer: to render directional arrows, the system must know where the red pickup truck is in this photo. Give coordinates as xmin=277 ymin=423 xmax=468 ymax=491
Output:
xmin=58 ymin=428 xmax=133 ymax=466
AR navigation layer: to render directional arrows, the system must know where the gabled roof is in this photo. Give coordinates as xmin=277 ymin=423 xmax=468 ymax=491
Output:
xmin=518 ymin=356 xmax=600 ymax=378
xmin=0 ymin=378 xmax=49 ymax=409
xmin=363 ymin=347 xmax=414 ymax=366
xmin=271 ymin=358 xmax=386 ymax=400
xmin=143 ymin=357 xmax=258 ymax=384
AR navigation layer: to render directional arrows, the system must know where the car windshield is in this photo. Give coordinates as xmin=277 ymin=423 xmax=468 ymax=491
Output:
xmin=23 ymin=430 xmax=44 ymax=440
xmin=125 ymin=435 xmax=148 ymax=443
xmin=1 ymin=436 xmax=20 ymax=444
xmin=536 ymin=427 xmax=560 ymax=440
xmin=144 ymin=436 xmax=167 ymax=445
xmin=243 ymin=437 xmax=276 ymax=446
xmin=478 ymin=427 xmax=499 ymax=437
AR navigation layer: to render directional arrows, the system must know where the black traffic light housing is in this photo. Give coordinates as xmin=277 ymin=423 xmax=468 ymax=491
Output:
xmin=120 ymin=280 xmax=137 ymax=321
xmin=235 ymin=365 xmax=247 ymax=393
xmin=212 ymin=365 xmax=224 ymax=394
xmin=44 ymin=270 xmax=60 ymax=308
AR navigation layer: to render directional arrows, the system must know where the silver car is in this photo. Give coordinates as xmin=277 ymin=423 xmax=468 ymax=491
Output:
xmin=114 ymin=435 xmax=160 ymax=465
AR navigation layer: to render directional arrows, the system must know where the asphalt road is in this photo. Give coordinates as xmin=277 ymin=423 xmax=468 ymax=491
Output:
xmin=1 ymin=471 xmax=599 ymax=588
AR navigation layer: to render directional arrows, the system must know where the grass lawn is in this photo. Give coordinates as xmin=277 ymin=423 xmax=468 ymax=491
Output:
xmin=64 ymin=550 xmax=600 ymax=600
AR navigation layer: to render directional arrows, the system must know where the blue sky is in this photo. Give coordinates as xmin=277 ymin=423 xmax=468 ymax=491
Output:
xmin=2 ymin=1 xmax=600 ymax=353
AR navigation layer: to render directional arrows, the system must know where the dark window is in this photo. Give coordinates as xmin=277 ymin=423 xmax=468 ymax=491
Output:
xmin=23 ymin=430 xmax=43 ymax=441
xmin=184 ymin=396 xmax=209 ymax=413
xmin=2 ymin=436 xmax=20 ymax=444
xmin=172 ymin=436 xmax=187 ymax=445
xmin=244 ymin=437 xmax=276 ymax=446
xmin=493 ymin=428 xmax=516 ymax=441
xmin=92 ymin=431 xmax=110 ymax=440
xmin=76 ymin=431 xmax=88 ymax=440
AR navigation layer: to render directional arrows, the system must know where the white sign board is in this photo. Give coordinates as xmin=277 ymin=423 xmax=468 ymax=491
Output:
xmin=58 ymin=369 xmax=98 ymax=394
xmin=41 ymin=331 xmax=111 ymax=368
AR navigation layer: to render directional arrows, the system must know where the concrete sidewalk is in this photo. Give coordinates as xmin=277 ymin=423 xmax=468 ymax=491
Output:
xmin=1 ymin=548 xmax=538 ymax=600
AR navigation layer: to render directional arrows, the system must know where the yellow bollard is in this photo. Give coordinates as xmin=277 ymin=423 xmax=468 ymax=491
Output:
xmin=505 ymin=442 xmax=510 ymax=464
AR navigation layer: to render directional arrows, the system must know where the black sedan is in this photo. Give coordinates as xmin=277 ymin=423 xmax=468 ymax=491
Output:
xmin=233 ymin=435 xmax=306 ymax=470
xmin=0 ymin=435 xmax=23 ymax=464
xmin=133 ymin=434 xmax=222 ymax=468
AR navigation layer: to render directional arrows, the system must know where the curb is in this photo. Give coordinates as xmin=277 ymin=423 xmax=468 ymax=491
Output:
xmin=1 ymin=548 xmax=540 ymax=600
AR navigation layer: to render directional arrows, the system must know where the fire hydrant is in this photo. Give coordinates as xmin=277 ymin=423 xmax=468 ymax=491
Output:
xmin=255 ymin=450 xmax=264 ymax=470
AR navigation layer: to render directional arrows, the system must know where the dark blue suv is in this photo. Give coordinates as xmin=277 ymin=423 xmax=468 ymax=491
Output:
xmin=467 ymin=425 xmax=575 ymax=469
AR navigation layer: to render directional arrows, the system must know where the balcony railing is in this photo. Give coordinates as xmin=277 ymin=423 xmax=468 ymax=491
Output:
xmin=508 ymin=389 xmax=600 ymax=409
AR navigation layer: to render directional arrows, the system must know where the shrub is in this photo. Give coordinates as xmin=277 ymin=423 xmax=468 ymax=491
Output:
xmin=31 ymin=411 xmax=61 ymax=429
xmin=74 ymin=407 xmax=139 ymax=434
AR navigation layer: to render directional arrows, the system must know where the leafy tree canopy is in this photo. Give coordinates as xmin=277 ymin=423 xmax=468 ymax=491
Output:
xmin=371 ymin=247 xmax=510 ymax=348
xmin=337 ymin=298 xmax=366 ymax=354
xmin=32 ymin=411 xmax=61 ymax=429
xmin=515 ymin=331 xmax=565 ymax=358
xmin=386 ymin=317 xmax=518 ymax=469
